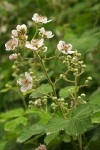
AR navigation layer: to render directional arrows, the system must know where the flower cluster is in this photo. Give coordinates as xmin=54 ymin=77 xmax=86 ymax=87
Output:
xmin=5 ymin=12 xmax=90 ymax=99
xmin=5 ymin=13 xmax=54 ymax=92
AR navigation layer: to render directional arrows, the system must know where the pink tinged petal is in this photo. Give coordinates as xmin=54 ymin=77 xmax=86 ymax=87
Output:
xmin=9 ymin=53 xmax=18 ymax=60
xmin=5 ymin=38 xmax=18 ymax=51
xmin=27 ymin=83 xmax=33 ymax=90
xmin=25 ymin=43 xmax=34 ymax=49
xmin=16 ymin=25 xmax=21 ymax=31
xmin=38 ymin=38 xmax=44 ymax=47
xmin=46 ymin=31 xmax=54 ymax=38
xmin=5 ymin=42 xmax=12 ymax=51
xmin=32 ymin=13 xmax=39 ymax=22
xmin=57 ymin=41 xmax=64 ymax=51
xmin=26 ymin=43 xmax=38 ymax=50
xmin=12 ymin=30 xmax=18 ymax=37
xmin=25 ymin=72 xmax=32 ymax=82
xmin=67 ymin=50 xmax=75 ymax=54
xmin=21 ymin=86 xmax=28 ymax=92
xmin=17 ymin=24 xmax=27 ymax=32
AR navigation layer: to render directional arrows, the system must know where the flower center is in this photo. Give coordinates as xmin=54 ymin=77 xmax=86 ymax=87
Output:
xmin=63 ymin=44 xmax=70 ymax=51
xmin=21 ymin=78 xmax=30 ymax=86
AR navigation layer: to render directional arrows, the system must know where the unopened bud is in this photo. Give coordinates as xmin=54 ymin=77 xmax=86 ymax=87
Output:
xmin=42 ymin=98 xmax=47 ymax=104
xmin=51 ymin=103 xmax=57 ymax=109
xmin=85 ymin=80 xmax=89 ymax=84
xmin=81 ymin=93 xmax=86 ymax=97
xmin=12 ymin=65 xmax=16 ymax=69
xmin=63 ymin=60 xmax=66 ymax=64
xmin=60 ymin=74 xmax=64 ymax=78
xmin=78 ymin=96 xmax=81 ymax=99
xmin=30 ymin=72 xmax=34 ymax=75
xmin=58 ymin=98 xmax=64 ymax=102
xmin=29 ymin=100 xmax=33 ymax=104
xmin=52 ymin=97 xmax=57 ymax=100
xmin=82 ymin=64 xmax=86 ymax=68
xmin=82 ymin=100 xmax=87 ymax=104
xmin=43 ymin=96 xmax=47 ymax=99
xmin=87 ymin=77 xmax=92 ymax=80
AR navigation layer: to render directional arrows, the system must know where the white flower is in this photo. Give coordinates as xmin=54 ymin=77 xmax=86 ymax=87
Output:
xmin=17 ymin=72 xmax=32 ymax=92
xmin=32 ymin=13 xmax=51 ymax=24
xmin=39 ymin=27 xmax=54 ymax=38
xmin=57 ymin=40 xmax=74 ymax=54
xmin=5 ymin=38 xmax=18 ymax=51
xmin=9 ymin=53 xmax=18 ymax=60
xmin=26 ymin=38 xmax=44 ymax=50
xmin=16 ymin=24 xmax=27 ymax=33
xmin=11 ymin=24 xmax=27 ymax=39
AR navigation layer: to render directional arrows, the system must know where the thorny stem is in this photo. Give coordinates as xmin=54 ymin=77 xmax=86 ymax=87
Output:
xmin=45 ymin=103 xmax=48 ymax=113
xmin=77 ymin=135 xmax=82 ymax=150
xmin=33 ymin=52 xmax=67 ymax=117
xmin=34 ymin=51 xmax=57 ymax=96
xmin=74 ymin=75 xmax=78 ymax=107
xmin=22 ymin=96 xmax=27 ymax=109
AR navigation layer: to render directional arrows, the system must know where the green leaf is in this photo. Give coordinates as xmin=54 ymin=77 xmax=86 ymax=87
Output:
xmin=44 ymin=132 xmax=59 ymax=145
xmin=0 ymin=108 xmax=24 ymax=122
xmin=4 ymin=117 xmax=27 ymax=132
xmin=91 ymin=112 xmax=100 ymax=123
xmin=66 ymin=104 xmax=93 ymax=135
xmin=17 ymin=123 xmax=45 ymax=143
xmin=30 ymin=84 xmax=52 ymax=98
xmin=59 ymin=86 xmax=75 ymax=98
xmin=46 ymin=104 xmax=93 ymax=136
xmin=0 ymin=141 xmax=7 ymax=150
xmin=25 ymin=107 xmax=51 ymax=124
xmin=46 ymin=117 xmax=68 ymax=134
xmin=89 ymin=88 xmax=100 ymax=105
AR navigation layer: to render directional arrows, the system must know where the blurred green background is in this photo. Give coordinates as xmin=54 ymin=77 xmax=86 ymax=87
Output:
xmin=0 ymin=0 xmax=100 ymax=149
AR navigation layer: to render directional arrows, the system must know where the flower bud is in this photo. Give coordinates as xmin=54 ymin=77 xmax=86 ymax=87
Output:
xmin=12 ymin=65 xmax=16 ymax=69
xmin=34 ymin=79 xmax=38 ymax=82
xmin=77 ymin=53 xmax=81 ymax=57
xmin=29 ymin=100 xmax=33 ymax=104
xmin=79 ymin=61 xmax=83 ymax=65
xmin=42 ymin=98 xmax=47 ymax=104
xmin=87 ymin=77 xmax=92 ymax=80
xmin=52 ymin=97 xmax=57 ymax=100
xmin=58 ymin=98 xmax=64 ymax=102
xmin=9 ymin=53 xmax=18 ymax=60
xmin=85 ymin=80 xmax=89 ymax=84
xmin=82 ymin=64 xmax=86 ymax=68
xmin=43 ymin=96 xmax=47 ymax=99
xmin=63 ymin=60 xmax=66 ymax=64
xmin=60 ymin=74 xmax=64 ymax=78
xmin=64 ymin=103 xmax=68 ymax=106
xmin=81 ymin=93 xmax=86 ymax=97
xmin=30 ymin=72 xmax=34 ymax=75
xmin=74 ymin=69 xmax=78 ymax=72
xmin=82 ymin=100 xmax=87 ymax=104
xmin=51 ymin=103 xmax=57 ymax=109
xmin=78 ymin=96 xmax=81 ymax=99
